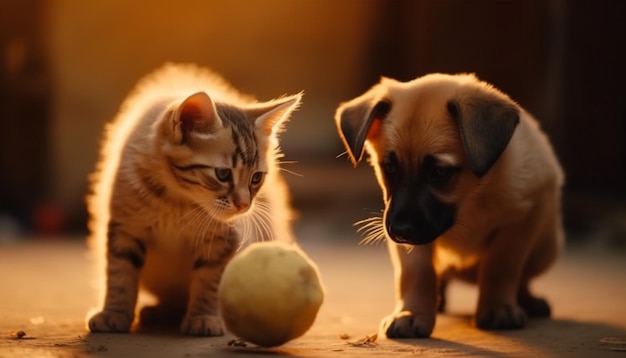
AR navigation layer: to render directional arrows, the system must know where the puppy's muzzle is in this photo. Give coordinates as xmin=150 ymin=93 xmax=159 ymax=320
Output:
xmin=385 ymin=190 xmax=456 ymax=245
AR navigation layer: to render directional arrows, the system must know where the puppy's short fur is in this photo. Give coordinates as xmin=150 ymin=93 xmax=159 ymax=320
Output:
xmin=335 ymin=73 xmax=564 ymax=338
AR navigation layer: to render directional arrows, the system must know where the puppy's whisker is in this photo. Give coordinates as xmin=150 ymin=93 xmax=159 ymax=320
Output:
xmin=360 ymin=229 xmax=386 ymax=246
xmin=354 ymin=216 xmax=386 ymax=245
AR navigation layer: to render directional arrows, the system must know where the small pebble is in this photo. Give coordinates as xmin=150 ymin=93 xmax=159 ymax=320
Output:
xmin=10 ymin=330 xmax=26 ymax=339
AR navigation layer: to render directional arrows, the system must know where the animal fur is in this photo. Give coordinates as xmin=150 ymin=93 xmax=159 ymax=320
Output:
xmin=335 ymin=73 xmax=564 ymax=337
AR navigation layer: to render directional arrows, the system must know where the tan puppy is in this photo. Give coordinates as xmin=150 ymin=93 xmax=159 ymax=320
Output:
xmin=335 ymin=73 xmax=564 ymax=338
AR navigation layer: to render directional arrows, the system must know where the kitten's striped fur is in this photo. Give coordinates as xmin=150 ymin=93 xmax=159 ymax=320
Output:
xmin=87 ymin=63 xmax=301 ymax=336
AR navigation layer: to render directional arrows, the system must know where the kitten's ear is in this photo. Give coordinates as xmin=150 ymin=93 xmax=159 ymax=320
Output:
xmin=171 ymin=91 xmax=222 ymax=144
xmin=250 ymin=93 xmax=302 ymax=136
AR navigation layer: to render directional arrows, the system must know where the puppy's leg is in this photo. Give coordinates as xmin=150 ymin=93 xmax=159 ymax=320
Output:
xmin=437 ymin=268 xmax=457 ymax=313
xmin=518 ymin=206 xmax=563 ymax=317
xmin=139 ymin=298 xmax=186 ymax=325
xmin=475 ymin=237 xmax=527 ymax=330
xmin=437 ymin=275 xmax=449 ymax=313
xmin=475 ymin=214 xmax=547 ymax=330
xmin=518 ymin=284 xmax=550 ymax=317
xmin=382 ymin=240 xmax=437 ymax=338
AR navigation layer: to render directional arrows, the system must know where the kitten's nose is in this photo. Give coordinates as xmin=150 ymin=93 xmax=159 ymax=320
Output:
xmin=233 ymin=191 xmax=251 ymax=212
xmin=233 ymin=199 xmax=250 ymax=211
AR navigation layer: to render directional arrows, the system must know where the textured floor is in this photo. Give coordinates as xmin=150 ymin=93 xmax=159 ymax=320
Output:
xmin=1 ymin=234 xmax=625 ymax=357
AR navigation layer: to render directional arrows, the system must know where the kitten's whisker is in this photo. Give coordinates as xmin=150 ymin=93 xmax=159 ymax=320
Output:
xmin=239 ymin=217 xmax=250 ymax=244
xmin=240 ymin=215 xmax=256 ymax=246
xmin=275 ymin=160 xmax=303 ymax=177
xmin=177 ymin=207 xmax=201 ymax=228
xmin=178 ymin=205 xmax=209 ymax=237
xmin=202 ymin=205 xmax=229 ymax=252
xmin=249 ymin=201 xmax=273 ymax=242
xmin=185 ymin=201 xmax=224 ymax=250
xmin=177 ymin=205 xmax=201 ymax=224
xmin=258 ymin=201 xmax=275 ymax=237
xmin=278 ymin=167 xmax=303 ymax=177
xmin=276 ymin=160 xmax=298 ymax=165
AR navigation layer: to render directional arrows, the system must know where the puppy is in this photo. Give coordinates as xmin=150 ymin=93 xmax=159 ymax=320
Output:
xmin=334 ymin=73 xmax=564 ymax=338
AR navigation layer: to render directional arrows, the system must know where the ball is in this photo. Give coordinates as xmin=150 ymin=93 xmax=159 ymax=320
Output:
xmin=218 ymin=241 xmax=324 ymax=347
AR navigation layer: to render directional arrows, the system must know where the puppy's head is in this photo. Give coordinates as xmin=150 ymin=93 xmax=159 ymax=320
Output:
xmin=335 ymin=74 xmax=519 ymax=245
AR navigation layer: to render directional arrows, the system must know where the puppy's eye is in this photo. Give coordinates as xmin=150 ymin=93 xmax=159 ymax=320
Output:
xmin=430 ymin=166 xmax=457 ymax=185
xmin=384 ymin=162 xmax=398 ymax=175
xmin=382 ymin=152 xmax=399 ymax=176
xmin=250 ymin=171 xmax=264 ymax=185
xmin=215 ymin=168 xmax=232 ymax=182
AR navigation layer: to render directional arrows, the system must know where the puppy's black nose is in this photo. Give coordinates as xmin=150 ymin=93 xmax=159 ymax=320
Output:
xmin=387 ymin=222 xmax=420 ymax=245
xmin=387 ymin=211 xmax=448 ymax=245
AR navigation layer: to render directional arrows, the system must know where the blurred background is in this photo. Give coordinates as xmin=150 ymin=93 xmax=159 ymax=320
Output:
xmin=1 ymin=0 xmax=625 ymax=247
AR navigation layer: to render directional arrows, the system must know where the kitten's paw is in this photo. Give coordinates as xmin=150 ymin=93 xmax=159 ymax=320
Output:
xmin=181 ymin=314 xmax=224 ymax=336
xmin=381 ymin=310 xmax=434 ymax=338
xmin=475 ymin=304 xmax=527 ymax=330
xmin=88 ymin=311 xmax=133 ymax=333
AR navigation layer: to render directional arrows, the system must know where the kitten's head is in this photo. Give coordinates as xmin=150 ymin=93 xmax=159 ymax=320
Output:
xmin=158 ymin=91 xmax=301 ymax=221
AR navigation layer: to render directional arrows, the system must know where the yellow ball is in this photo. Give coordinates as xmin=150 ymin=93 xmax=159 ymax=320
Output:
xmin=218 ymin=241 xmax=324 ymax=347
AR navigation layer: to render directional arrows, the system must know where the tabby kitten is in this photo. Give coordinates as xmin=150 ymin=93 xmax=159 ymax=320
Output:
xmin=87 ymin=63 xmax=301 ymax=336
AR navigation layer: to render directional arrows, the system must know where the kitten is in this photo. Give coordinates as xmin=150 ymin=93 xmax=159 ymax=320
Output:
xmin=86 ymin=63 xmax=301 ymax=336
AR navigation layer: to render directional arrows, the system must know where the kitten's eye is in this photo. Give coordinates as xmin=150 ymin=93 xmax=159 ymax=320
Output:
xmin=250 ymin=172 xmax=264 ymax=185
xmin=215 ymin=168 xmax=232 ymax=182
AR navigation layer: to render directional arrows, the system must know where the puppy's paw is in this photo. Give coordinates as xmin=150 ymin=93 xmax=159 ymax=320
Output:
xmin=475 ymin=304 xmax=527 ymax=330
xmin=437 ymin=295 xmax=447 ymax=313
xmin=139 ymin=305 xmax=183 ymax=325
xmin=519 ymin=295 xmax=551 ymax=318
xmin=381 ymin=311 xmax=435 ymax=338
xmin=88 ymin=310 xmax=133 ymax=333
xmin=181 ymin=314 xmax=224 ymax=336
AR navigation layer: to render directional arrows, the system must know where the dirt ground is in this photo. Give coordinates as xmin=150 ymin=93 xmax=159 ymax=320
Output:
xmin=1 ymin=233 xmax=625 ymax=357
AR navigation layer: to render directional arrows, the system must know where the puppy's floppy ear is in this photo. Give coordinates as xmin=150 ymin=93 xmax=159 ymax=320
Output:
xmin=335 ymin=95 xmax=391 ymax=166
xmin=447 ymin=95 xmax=519 ymax=177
